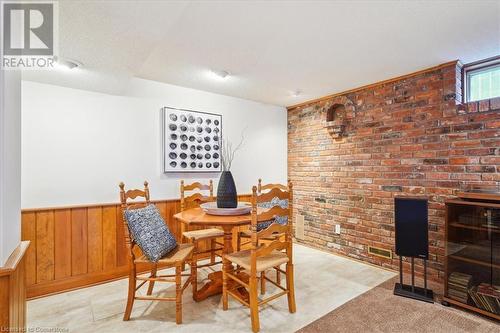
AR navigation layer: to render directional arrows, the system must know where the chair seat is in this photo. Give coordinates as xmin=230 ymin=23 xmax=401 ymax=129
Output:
xmin=226 ymin=249 xmax=289 ymax=272
xmin=134 ymin=243 xmax=194 ymax=265
xmin=183 ymin=228 xmax=223 ymax=240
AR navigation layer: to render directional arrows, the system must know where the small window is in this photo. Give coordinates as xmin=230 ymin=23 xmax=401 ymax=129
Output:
xmin=464 ymin=56 xmax=500 ymax=102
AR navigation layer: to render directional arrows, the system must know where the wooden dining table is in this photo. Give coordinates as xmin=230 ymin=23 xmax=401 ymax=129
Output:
xmin=174 ymin=207 xmax=252 ymax=302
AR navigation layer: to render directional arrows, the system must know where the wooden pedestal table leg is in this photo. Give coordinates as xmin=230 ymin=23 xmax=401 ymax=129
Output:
xmin=222 ymin=227 xmax=230 ymax=309
xmin=193 ymin=226 xmax=249 ymax=302
xmin=193 ymin=227 xmax=233 ymax=301
xmin=222 ymin=226 xmax=249 ymax=303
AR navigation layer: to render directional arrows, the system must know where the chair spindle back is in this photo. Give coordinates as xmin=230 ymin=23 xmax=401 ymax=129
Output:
xmin=250 ymin=182 xmax=293 ymax=273
xmin=258 ymin=178 xmax=288 ymax=193
xmin=119 ymin=181 xmax=151 ymax=254
xmin=180 ymin=180 xmax=214 ymax=211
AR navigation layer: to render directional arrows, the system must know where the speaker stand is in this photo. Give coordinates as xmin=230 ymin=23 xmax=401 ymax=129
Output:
xmin=394 ymin=256 xmax=433 ymax=303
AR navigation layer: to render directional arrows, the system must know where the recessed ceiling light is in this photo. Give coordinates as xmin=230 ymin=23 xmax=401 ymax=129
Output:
xmin=54 ymin=57 xmax=82 ymax=71
xmin=208 ymin=69 xmax=230 ymax=80
xmin=292 ymin=90 xmax=302 ymax=97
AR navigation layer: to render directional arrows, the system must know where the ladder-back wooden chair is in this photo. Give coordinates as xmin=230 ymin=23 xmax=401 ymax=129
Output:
xmin=236 ymin=179 xmax=289 ymax=292
xmin=237 ymin=179 xmax=288 ymax=248
xmin=222 ymin=182 xmax=296 ymax=333
xmin=180 ymin=180 xmax=224 ymax=299
xmin=119 ymin=181 xmax=193 ymax=324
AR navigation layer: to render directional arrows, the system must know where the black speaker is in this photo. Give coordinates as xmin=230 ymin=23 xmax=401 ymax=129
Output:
xmin=394 ymin=197 xmax=428 ymax=259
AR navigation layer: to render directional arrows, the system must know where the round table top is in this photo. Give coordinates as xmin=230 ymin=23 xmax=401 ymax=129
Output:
xmin=174 ymin=207 xmax=252 ymax=227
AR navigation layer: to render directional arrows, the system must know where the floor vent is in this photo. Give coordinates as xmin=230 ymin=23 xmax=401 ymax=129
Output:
xmin=368 ymin=246 xmax=392 ymax=259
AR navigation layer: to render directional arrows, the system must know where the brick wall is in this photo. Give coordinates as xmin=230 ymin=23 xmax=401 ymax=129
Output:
xmin=287 ymin=61 xmax=500 ymax=283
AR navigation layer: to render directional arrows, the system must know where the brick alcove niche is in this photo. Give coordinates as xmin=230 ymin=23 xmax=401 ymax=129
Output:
xmin=288 ymin=60 xmax=500 ymax=287
xmin=324 ymin=96 xmax=356 ymax=139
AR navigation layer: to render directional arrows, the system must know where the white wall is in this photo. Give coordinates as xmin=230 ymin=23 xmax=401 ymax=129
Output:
xmin=21 ymin=79 xmax=287 ymax=209
xmin=0 ymin=70 xmax=22 ymax=265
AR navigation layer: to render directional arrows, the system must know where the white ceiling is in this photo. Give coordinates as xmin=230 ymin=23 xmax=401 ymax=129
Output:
xmin=22 ymin=0 xmax=500 ymax=106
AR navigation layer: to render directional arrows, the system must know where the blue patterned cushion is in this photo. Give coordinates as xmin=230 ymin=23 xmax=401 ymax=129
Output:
xmin=123 ymin=204 xmax=177 ymax=262
xmin=257 ymin=197 xmax=289 ymax=231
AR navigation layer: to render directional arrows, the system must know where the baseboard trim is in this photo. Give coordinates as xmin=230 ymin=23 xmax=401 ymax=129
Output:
xmin=27 ymin=262 xmax=175 ymax=300
xmin=294 ymin=240 xmax=398 ymax=275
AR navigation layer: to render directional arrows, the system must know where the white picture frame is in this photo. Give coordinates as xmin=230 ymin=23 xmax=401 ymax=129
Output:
xmin=162 ymin=107 xmax=222 ymax=173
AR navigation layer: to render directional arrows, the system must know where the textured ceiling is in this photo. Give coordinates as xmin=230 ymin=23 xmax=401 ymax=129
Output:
xmin=22 ymin=0 xmax=500 ymax=106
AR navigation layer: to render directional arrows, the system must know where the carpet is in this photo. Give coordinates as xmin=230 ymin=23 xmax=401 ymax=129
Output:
xmin=296 ymin=278 xmax=499 ymax=333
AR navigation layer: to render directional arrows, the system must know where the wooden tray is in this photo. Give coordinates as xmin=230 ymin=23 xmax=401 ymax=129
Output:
xmin=200 ymin=202 xmax=251 ymax=216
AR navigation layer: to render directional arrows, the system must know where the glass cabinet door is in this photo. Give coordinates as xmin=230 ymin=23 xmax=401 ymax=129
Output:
xmin=446 ymin=203 xmax=500 ymax=315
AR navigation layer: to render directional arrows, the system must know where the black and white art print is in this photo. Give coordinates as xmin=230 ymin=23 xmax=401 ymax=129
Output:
xmin=163 ymin=107 xmax=222 ymax=173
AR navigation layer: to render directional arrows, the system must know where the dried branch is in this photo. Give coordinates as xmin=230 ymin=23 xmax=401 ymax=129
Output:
xmin=221 ymin=127 xmax=246 ymax=171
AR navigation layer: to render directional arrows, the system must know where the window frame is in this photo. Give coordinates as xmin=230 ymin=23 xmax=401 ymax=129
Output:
xmin=462 ymin=55 xmax=500 ymax=103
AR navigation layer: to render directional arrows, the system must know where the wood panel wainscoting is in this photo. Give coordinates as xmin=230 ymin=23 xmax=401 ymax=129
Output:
xmin=21 ymin=195 xmax=252 ymax=299
xmin=0 ymin=241 xmax=30 ymax=332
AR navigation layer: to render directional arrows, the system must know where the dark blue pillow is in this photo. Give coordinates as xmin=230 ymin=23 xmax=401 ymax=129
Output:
xmin=123 ymin=204 xmax=177 ymax=262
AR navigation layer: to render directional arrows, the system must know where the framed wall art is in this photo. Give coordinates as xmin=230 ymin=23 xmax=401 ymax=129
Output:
xmin=162 ymin=107 xmax=222 ymax=173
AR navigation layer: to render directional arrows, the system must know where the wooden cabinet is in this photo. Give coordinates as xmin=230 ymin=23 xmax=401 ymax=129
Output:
xmin=444 ymin=193 xmax=500 ymax=320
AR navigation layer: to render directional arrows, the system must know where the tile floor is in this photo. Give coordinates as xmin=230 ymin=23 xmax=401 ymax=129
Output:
xmin=27 ymin=244 xmax=396 ymax=333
